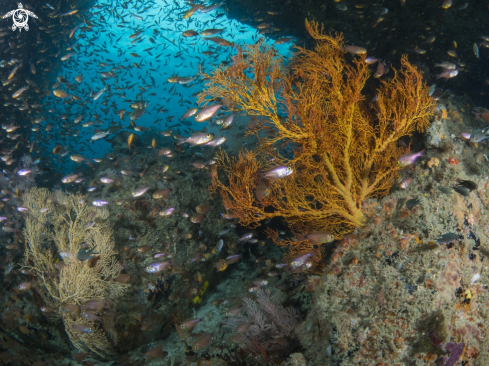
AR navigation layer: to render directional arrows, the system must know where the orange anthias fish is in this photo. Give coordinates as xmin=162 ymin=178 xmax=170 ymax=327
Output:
xmin=144 ymin=345 xmax=163 ymax=359
xmin=183 ymin=4 xmax=202 ymax=19
xmin=296 ymin=231 xmax=335 ymax=244
xmin=183 ymin=30 xmax=199 ymax=37
xmin=441 ymin=0 xmax=452 ymax=9
xmin=343 ymin=45 xmax=367 ymax=55
xmin=255 ymin=185 xmax=271 ymax=201
xmin=373 ymin=60 xmax=388 ymax=78
xmin=128 ymin=133 xmax=134 ymax=149
xmin=53 ymin=89 xmax=70 ymax=99
xmin=193 ymin=333 xmax=213 ymax=351
xmin=215 ymin=259 xmax=228 ymax=271
xmin=206 ymin=37 xmax=232 ymax=47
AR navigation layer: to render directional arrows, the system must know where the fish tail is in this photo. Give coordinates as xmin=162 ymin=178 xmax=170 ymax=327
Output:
xmin=174 ymin=136 xmax=185 ymax=145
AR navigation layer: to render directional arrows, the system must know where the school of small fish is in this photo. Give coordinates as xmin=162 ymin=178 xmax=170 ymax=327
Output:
xmin=2 ymin=0 xmax=489 ymax=363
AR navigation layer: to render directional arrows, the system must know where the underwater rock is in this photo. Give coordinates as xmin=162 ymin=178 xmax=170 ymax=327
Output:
xmin=298 ymin=193 xmax=489 ymax=365
xmin=425 ymin=118 xmax=451 ymax=149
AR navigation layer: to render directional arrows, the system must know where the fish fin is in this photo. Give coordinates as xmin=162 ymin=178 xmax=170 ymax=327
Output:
xmin=295 ymin=233 xmax=306 ymax=241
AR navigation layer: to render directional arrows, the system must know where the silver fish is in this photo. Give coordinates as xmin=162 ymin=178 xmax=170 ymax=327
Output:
xmin=93 ymin=86 xmax=108 ymax=101
xmin=129 ymin=106 xmax=146 ymax=121
xmin=92 ymin=200 xmax=109 ymax=207
xmin=62 ymin=174 xmax=79 ymax=183
xmin=132 ymin=186 xmax=151 ymax=197
xmin=259 ymin=166 xmax=294 ymax=179
xmin=205 ymin=136 xmax=226 ymax=147
xmin=218 ymin=228 xmax=232 ymax=236
xmin=469 ymin=129 xmax=489 ymax=143
xmin=177 ymin=76 xmax=198 ymax=84
xmin=90 ymin=131 xmax=111 ymax=140
xmin=195 ymin=103 xmax=222 ymax=122
xmin=474 ymin=43 xmax=480 ymax=58
xmin=221 ymin=113 xmax=235 ymax=129
xmin=216 ymin=239 xmax=224 ymax=253
xmin=176 ymin=132 xmax=215 ymax=146
xmin=12 ymin=85 xmax=29 ymax=99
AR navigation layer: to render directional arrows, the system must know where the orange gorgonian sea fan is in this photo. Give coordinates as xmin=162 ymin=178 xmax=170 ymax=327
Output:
xmin=201 ymin=20 xmax=435 ymax=258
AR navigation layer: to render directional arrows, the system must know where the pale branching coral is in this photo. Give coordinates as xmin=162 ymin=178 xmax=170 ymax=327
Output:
xmin=224 ymin=289 xmax=300 ymax=350
xmin=22 ymin=187 xmax=128 ymax=358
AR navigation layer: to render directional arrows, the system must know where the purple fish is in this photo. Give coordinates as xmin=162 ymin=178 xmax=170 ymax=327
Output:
xmin=145 ymin=261 xmax=170 ymax=273
xmin=62 ymin=174 xmax=79 ymax=183
xmin=290 ymin=252 xmax=313 ymax=268
xmin=159 ymin=207 xmax=175 ymax=217
xmin=238 ymin=233 xmax=253 ymax=241
xmin=92 ymin=200 xmax=109 ymax=207
xmin=100 ymin=177 xmax=114 ymax=184
xmin=397 ymin=150 xmax=424 ymax=167
xmin=17 ymin=169 xmax=31 ymax=176
xmin=132 ymin=186 xmax=151 ymax=197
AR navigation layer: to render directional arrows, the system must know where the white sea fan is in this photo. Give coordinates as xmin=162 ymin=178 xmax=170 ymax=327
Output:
xmin=21 ymin=155 xmax=32 ymax=167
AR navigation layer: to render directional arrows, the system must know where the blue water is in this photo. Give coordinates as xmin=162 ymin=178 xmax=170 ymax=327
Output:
xmin=41 ymin=0 xmax=292 ymax=167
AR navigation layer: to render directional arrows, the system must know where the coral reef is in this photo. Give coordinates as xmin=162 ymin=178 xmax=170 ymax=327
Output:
xmin=297 ymin=149 xmax=489 ymax=366
xmin=201 ymin=21 xmax=435 ymax=262
xmin=21 ymin=188 xmax=129 ymax=358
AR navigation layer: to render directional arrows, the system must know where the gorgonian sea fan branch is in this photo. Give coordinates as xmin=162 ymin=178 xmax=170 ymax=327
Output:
xmin=22 ymin=188 xmax=128 ymax=358
xmin=203 ymin=20 xmax=435 ymax=258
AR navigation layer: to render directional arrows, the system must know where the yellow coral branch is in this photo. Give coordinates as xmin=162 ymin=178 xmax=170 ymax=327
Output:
xmin=21 ymin=188 xmax=128 ymax=358
xmin=203 ymin=20 xmax=435 ymax=258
